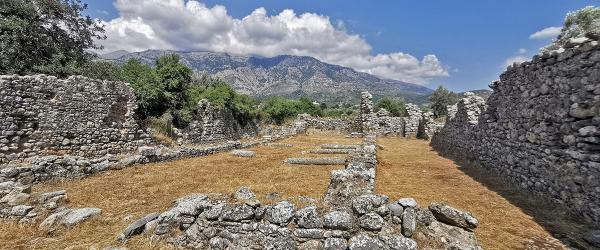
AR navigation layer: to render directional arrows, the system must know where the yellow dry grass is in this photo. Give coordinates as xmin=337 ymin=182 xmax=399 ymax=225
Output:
xmin=0 ymin=133 xmax=575 ymax=250
xmin=376 ymin=137 xmax=568 ymax=250
xmin=0 ymin=131 xmax=360 ymax=250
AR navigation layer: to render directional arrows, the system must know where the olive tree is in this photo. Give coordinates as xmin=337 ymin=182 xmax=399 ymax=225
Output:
xmin=429 ymin=86 xmax=459 ymax=118
xmin=0 ymin=0 xmax=105 ymax=76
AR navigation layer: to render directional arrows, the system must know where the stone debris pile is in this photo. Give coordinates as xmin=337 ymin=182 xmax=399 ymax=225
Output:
xmin=0 ymin=181 xmax=101 ymax=231
xmin=122 ymin=186 xmax=481 ymax=249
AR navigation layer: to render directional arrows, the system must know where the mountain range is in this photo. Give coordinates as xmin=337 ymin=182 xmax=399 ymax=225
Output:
xmin=104 ymin=50 xmax=435 ymax=104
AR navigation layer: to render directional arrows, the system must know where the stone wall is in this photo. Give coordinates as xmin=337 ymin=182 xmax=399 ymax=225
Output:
xmin=403 ymin=104 xmax=422 ymax=138
xmin=431 ymin=39 xmax=600 ymax=224
xmin=297 ymin=114 xmax=351 ymax=132
xmin=183 ymin=99 xmax=258 ymax=144
xmin=0 ymin=121 xmax=304 ymax=186
xmin=0 ymin=75 xmax=150 ymax=164
xmin=371 ymin=109 xmax=405 ymax=136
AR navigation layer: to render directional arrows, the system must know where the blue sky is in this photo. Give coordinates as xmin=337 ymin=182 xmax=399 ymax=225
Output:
xmin=85 ymin=0 xmax=597 ymax=92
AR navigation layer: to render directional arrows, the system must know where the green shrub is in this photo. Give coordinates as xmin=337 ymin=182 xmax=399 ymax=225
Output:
xmin=183 ymin=78 xmax=260 ymax=126
xmin=263 ymin=97 xmax=322 ymax=124
xmin=119 ymin=59 xmax=165 ymax=119
xmin=375 ymin=97 xmax=407 ymax=117
xmin=545 ymin=6 xmax=600 ymax=51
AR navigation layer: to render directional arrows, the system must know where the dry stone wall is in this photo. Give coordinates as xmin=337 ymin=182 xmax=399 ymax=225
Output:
xmin=0 ymin=123 xmax=303 ymax=185
xmin=0 ymin=75 xmax=150 ymax=164
xmin=182 ymin=99 xmax=258 ymax=143
xmin=432 ymin=39 xmax=600 ymax=224
xmin=297 ymin=114 xmax=351 ymax=132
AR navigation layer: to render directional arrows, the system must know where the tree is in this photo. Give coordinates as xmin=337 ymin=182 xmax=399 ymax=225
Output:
xmin=155 ymin=54 xmax=192 ymax=109
xmin=80 ymin=61 xmax=121 ymax=81
xmin=0 ymin=0 xmax=105 ymax=76
xmin=120 ymin=59 xmax=164 ymax=119
xmin=429 ymin=86 xmax=459 ymax=118
xmin=375 ymin=97 xmax=407 ymax=117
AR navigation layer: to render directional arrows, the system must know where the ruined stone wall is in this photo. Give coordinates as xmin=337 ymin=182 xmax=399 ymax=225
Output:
xmin=432 ymin=40 xmax=600 ymax=224
xmin=0 ymin=75 xmax=150 ymax=164
xmin=403 ymin=104 xmax=421 ymax=138
xmin=296 ymin=114 xmax=351 ymax=132
xmin=127 ymin=133 xmax=481 ymax=249
xmin=417 ymin=111 xmax=443 ymax=140
xmin=183 ymin=99 xmax=258 ymax=143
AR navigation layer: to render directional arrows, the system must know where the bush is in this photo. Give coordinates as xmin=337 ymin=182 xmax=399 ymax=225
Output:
xmin=322 ymin=108 xmax=356 ymax=118
xmin=545 ymin=6 xmax=600 ymax=51
xmin=183 ymin=80 xmax=260 ymax=126
xmin=375 ymin=97 xmax=407 ymax=117
xmin=120 ymin=59 xmax=165 ymax=119
xmin=263 ymin=97 xmax=322 ymax=124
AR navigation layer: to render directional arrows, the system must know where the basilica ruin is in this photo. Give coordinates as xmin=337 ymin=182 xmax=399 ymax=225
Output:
xmin=0 ymin=31 xmax=599 ymax=250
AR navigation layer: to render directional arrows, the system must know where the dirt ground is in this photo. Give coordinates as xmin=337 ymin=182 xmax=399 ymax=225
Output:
xmin=0 ymin=133 xmax=574 ymax=249
xmin=376 ymin=137 xmax=568 ymax=250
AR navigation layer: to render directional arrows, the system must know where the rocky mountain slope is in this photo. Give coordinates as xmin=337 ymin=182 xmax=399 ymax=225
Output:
xmin=106 ymin=50 xmax=434 ymax=104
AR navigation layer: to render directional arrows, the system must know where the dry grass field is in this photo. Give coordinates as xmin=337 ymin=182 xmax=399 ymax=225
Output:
xmin=376 ymin=137 xmax=568 ymax=250
xmin=0 ymin=132 xmax=359 ymax=250
xmin=0 ymin=133 xmax=576 ymax=249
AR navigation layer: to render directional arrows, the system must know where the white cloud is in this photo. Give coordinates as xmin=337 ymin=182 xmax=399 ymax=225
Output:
xmin=517 ymin=48 xmax=527 ymax=54
xmin=529 ymin=26 xmax=562 ymax=40
xmin=97 ymin=0 xmax=448 ymax=84
xmin=504 ymin=55 xmax=528 ymax=67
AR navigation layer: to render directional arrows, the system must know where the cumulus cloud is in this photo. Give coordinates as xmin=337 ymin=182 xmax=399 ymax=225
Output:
xmin=529 ymin=26 xmax=562 ymax=40
xmin=97 ymin=0 xmax=448 ymax=84
xmin=504 ymin=55 xmax=528 ymax=67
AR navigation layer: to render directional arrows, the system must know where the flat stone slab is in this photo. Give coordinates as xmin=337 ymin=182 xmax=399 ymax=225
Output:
xmin=309 ymin=149 xmax=356 ymax=154
xmin=39 ymin=207 xmax=101 ymax=232
xmin=285 ymin=157 xmax=346 ymax=165
xmin=267 ymin=143 xmax=293 ymax=147
xmin=321 ymin=144 xmax=361 ymax=150
xmin=230 ymin=150 xmax=256 ymax=158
